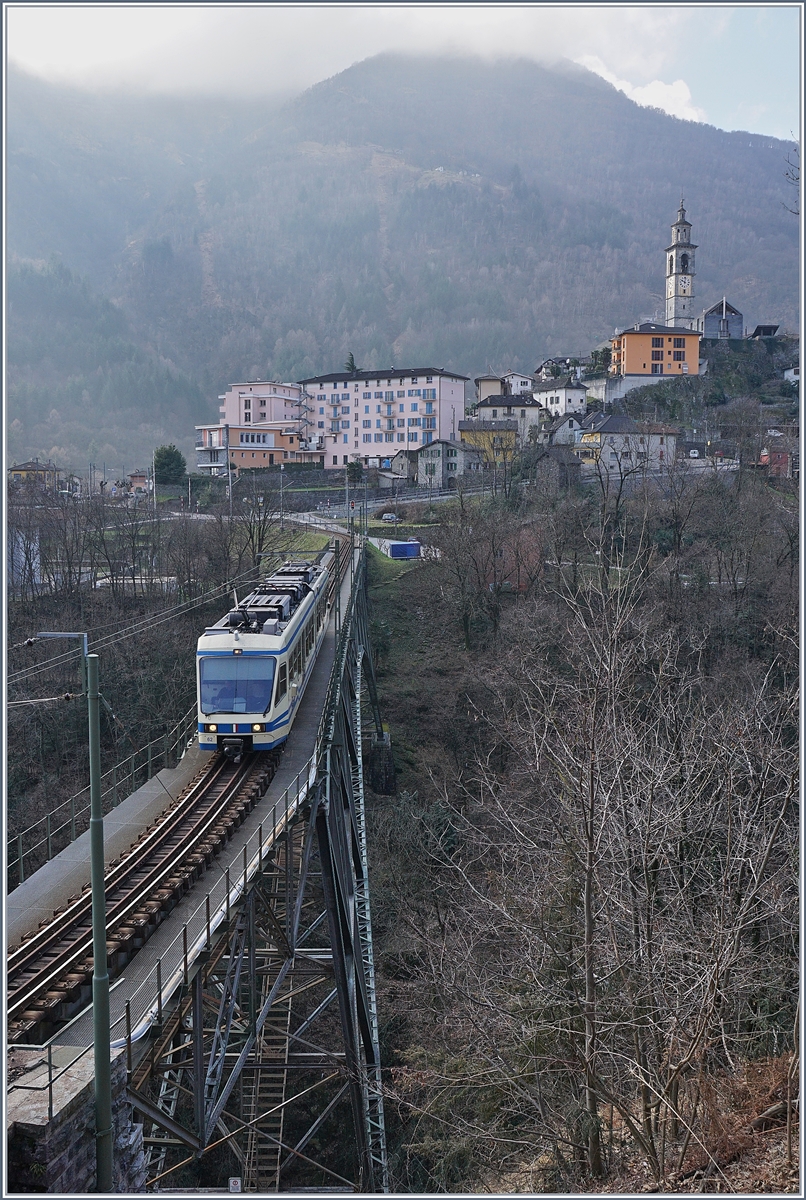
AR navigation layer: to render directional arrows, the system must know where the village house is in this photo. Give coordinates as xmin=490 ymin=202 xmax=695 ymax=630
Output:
xmin=474 ymin=375 xmax=504 ymax=402
xmin=474 ymin=394 xmax=545 ymax=442
xmin=531 ymin=445 xmax=582 ymax=490
xmin=759 ymin=433 xmax=799 ymax=480
xmin=458 ymin=418 xmax=519 ymax=467
xmin=532 ymin=374 xmax=588 ymax=416
xmin=8 ymin=459 xmax=62 ymax=491
xmin=128 ymin=469 xmax=152 ymax=494
xmin=501 ymin=370 xmax=534 ymax=395
xmin=474 ymin=371 xmax=534 ymax=401
xmin=298 ymin=367 xmax=469 ymax=469
xmin=416 ymin=439 xmax=484 ymax=488
xmin=576 ymin=413 xmax=677 ymax=473
xmin=541 ymin=412 xmax=585 ymax=447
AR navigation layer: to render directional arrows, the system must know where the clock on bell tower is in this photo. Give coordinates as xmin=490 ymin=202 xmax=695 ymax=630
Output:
xmin=665 ymin=200 xmax=697 ymax=329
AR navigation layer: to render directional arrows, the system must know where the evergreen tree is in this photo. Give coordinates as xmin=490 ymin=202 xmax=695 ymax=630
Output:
xmin=154 ymin=444 xmax=186 ymax=484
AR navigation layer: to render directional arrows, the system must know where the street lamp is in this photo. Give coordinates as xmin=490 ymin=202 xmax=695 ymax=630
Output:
xmin=280 ymin=463 xmax=285 ymax=530
xmin=35 ymin=634 xmax=112 ymax=1191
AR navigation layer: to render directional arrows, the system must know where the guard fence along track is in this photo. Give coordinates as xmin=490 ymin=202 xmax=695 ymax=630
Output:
xmin=7 ymin=750 xmax=280 ymax=1045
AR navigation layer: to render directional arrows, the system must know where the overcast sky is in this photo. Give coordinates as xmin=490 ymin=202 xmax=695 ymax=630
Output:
xmin=5 ymin=3 xmax=802 ymax=141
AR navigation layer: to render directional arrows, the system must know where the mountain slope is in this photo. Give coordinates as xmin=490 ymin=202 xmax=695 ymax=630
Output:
xmin=6 ymin=56 xmax=798 ymax=471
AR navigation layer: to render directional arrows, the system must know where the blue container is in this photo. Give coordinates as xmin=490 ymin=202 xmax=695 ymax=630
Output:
xmin=388 ymin=540 xmax=420 ymax=559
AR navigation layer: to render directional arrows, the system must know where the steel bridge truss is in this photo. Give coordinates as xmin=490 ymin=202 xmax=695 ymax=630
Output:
xmin=130 ymin=546 xmax=390 ymax=1193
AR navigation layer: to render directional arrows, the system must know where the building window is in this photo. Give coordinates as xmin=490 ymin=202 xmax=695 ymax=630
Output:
xmin=363 ymin=434 xmax=372 ymax=443
xmin=363 ymin=420 xmax=371 ymax=428
xmin=408 ymin=432 xmax=419 ymax=442
xmin=411 ymin=377 xmax=418 ymax=383
xmin=374 ymin=433 xmax=383 ymax=442
xmin=425 ymin=402 xmax=433 ymax=414
xmin=426 ymin=376 xmax=433 ymax=383
xmin=521 ymin=410 xmax=526 ymax=418
xmin=375 ymin=391 xmax=383 ymax=399
xmin=341 ymin=406 xmax=350 ymax=414
xmin=673 ymin=351 xmax=685 ymax=361
xmin=398 ymin=433 xmax=405 ymax=442
xmin=397 ymin=390 xmax=405 ymax=398
xmin=319 ymin=407 xmax=324 ymax=415
xmin=363 ymin=392 xmax=371 ymax=400
xmin=651 ymin=337 xmax=663 ymax=348
xmin=385 ymin=432 xmax=394 ymax=442
xmin=385 ymin=391 xmax=394 ymax=401
xmin=651 ymin=351 xmax=664 ymax=361
xmin=651 ymin=364 xmax=664 ymax=375
xmin=422 ymin=432 xmax=433 ymax=443
xmin=673 ymin=337 xmax=685 ymax=348
xmin=410 ymin=402 xmax=419 ymax=412
xmin=343 ymin=435 xmax=348 ymax=443
xmin=376 ymin=405 xmax=381 ymax=413
xmin=341 ymin=420 xmax=350 ymax=429
xmin=318 ymin=421 xmax=324 ymax=429
xmin=333 ymin=455 xmax=338 ymax=464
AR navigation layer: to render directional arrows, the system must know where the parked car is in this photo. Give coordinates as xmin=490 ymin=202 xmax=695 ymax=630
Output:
xmin=381 ymin=513 xmax=400 ymax=523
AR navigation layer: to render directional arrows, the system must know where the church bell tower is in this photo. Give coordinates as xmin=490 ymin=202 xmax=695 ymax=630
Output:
xmin=665 ymin=200 xmax=697 ymax=328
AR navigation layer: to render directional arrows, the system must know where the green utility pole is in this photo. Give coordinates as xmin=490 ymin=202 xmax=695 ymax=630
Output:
xmin=88 ymin=654 xmax=114 ymax=1191
xmin=35 ymin=636 xmax=113 ymax=1189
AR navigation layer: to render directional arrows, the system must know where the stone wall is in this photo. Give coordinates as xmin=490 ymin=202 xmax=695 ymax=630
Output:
xmin=7 ymin=1045 xmax=146 ymax=1193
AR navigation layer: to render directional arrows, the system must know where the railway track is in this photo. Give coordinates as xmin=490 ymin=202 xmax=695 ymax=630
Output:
xmin=7 ymin=750 xmax=280 ymax=1045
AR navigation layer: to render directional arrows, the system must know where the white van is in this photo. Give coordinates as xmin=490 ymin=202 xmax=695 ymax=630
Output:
xmin=381 ymin=513 xmax=400 ymax=524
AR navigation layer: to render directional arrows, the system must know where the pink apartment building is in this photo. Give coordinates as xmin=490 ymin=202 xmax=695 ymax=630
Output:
xmin=298 ymin=367 xmax=469 ymax=468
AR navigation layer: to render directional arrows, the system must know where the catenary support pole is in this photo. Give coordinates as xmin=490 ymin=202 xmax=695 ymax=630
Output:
xmin=88 ymin=654 xmax=114 ymax=1191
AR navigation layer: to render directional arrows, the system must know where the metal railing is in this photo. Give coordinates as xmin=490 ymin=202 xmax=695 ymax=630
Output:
xmin=7 ymin=705 xmax=198 ymax=890
xmin=7 ymin=754 xmax=316 ymax=1126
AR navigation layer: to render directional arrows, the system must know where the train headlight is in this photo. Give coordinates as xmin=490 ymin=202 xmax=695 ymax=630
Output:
xmin=206 ymin=723 xmax=218 ymax=732
xmin=233 ymin=648 xmax=243 ymax=655
xmin=252 ymin=723 xmax=264 ymax=732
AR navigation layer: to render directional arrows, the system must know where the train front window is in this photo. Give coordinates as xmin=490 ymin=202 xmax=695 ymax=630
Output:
xmin=199 ymin=656 xmax=276 ymax=715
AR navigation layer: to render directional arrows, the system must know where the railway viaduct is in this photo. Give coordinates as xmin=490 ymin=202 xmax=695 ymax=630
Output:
xmin=7 ymin=536 xmax=395 ymax=1194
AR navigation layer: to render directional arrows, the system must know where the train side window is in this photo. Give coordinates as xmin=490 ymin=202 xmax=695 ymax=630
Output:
xmin=275 ymin=662 xmax=288 ymax=703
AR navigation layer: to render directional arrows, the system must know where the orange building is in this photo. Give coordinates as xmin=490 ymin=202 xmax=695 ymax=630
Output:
xmin=610 ymin=322 xmax=700 ymax=378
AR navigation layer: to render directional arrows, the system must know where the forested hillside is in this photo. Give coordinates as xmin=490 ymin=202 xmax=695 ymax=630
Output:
xmin=6 ymin=55 xmax=799 ymax=471
xmin=365 ymin=467 xmax=798 ymax=1193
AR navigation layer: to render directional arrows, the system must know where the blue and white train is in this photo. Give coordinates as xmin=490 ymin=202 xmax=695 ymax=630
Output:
xmin=196 ymin=553 xmax=334 ymax=757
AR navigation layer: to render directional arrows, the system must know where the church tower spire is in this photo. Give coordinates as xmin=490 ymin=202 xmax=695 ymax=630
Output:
xmin=665 ymin=199 xmax=697 ymax=328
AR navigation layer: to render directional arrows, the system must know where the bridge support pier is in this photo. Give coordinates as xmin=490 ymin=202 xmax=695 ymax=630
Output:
xmin=367 ymin=732 xmax=395 ymax=796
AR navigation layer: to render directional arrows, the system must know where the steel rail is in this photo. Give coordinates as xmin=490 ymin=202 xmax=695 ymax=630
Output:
xmin=9 ymin=755 xmax=232 ymax=973
xmin=8 ymin=754 xmax=273 ymax=1030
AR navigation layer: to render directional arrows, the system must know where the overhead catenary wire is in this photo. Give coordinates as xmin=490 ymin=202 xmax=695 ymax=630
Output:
xmin=7 ymin=556 xmax=295 ymax=686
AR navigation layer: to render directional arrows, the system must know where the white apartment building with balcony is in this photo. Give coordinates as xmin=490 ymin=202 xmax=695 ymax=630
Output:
xmin=195 ymin=380 xmax=324 ymax=475
xmin=298 ymin=367 xmax=469 ymax=468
